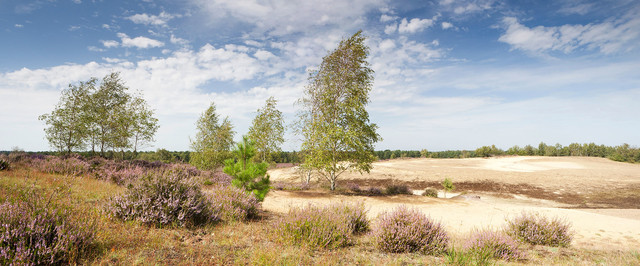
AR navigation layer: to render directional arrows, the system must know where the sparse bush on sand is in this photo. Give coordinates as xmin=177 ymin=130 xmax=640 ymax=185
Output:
xmin=422 ymin=188 xmax=438 ymax=197
xmin=505 ymin=211 xmax=573 ymax=247
xmin=385 ymin=184 xmax=412 ymax=195
xmin=0 ymin=186 xmax=95 ymax=265
xmin=373 ymin=205 xmax=448 ymax=254
xmin=274 ymin=203 xmax=369 ymax=249
xmin=464 ymin=229 xmax=526 ymax=261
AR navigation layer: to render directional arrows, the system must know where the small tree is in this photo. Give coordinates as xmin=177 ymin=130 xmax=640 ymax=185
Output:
xmin=297 ymin=30 xmax=381 ymax=191
xmin=223 ymin=136 xmax=270 ymax=201
xmin=248 ymin=97 xmax=285 ymax=163
xmin=190 ymin=102 xmax=235 ymax=170
xmin=442 ymin=178 xmax=455 ymax=198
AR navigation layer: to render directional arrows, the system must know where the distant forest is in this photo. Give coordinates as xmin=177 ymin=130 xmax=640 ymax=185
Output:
xmin=3 ymin=142 xmax=639 ymax=164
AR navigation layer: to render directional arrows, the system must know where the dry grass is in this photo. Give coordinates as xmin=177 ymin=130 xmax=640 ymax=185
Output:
xmin=1 ymin=167 xmax=639 ymax=265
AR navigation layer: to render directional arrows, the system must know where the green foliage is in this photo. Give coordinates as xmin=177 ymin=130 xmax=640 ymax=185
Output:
xmin=190 ymin=101 xmax=235 ymax=170
xmin=475 ymin=145 xmax=504 ymax=157
xmin=297 ymin=30 xmax=381 ymax=191
xmin=223 ymin=136 xmax=270 ymax=201
xmin=39 ymin=72 xmax=158 ymax=156
xmin=422 ymin=188 xmax=438 ymax=197
xmin=442 ymin=178 xmax=455 ymax=197
xmin=248 ymin=97 xmax=285 ymax=163
xmin=0 ymin=159 xmax=9 ymax=171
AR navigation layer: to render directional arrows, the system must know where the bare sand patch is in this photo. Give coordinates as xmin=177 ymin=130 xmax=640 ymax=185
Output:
xmin=265 ymin=156 xmax=640 ymax=250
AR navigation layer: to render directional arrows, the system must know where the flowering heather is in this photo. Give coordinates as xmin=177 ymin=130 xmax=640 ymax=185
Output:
xmin=30 ymin=155 xmax=90 ymax=176
xmin=506 ymin=212 xmax=573 ymax=247
xmin=464 ymin=229 xmax=526 ymax=261
xmin=0 ymin=190 xmax=95 ymax=265
xmin=274 ymin=203 xmax=366 ymax=249
xmin=385 ymin=184 xmax=412 ymax=195
xmin=108 ymin=170 xmax=215 ymax=227
xmin=207 ymin=185 xmax=260 ymax=222
xmin=373 ymin=205 xmax=449 ymax=254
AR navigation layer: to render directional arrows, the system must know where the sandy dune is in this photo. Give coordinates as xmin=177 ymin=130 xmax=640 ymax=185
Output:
xmin=265 ymin=156 xmax=640 ymax=250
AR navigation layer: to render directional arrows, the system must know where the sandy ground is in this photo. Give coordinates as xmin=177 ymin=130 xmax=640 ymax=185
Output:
xmin=264 ymin=156 xmax=640 ymax=251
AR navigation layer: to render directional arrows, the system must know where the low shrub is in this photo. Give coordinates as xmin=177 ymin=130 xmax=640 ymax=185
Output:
xmin=30 ymin=155 xmax=90 ymax=176
xmin=366 ymin=187 xmax=383 ymax=196
xmin=464 ymin=229 xmax=526 ymax=261
xmin=422 ymin=188 xmax=438 ymax=197
xmin=373 ymin=205 xmax=448 ymax=254
xmin=0 ymin=187 xmax=95 ymax=265
xmin=505 ymin=212 xmax=573 ymax=247
xmin=385 ymin=184 xmax=412 ymax=195
xmin=346 ymin=183 xmax=361 ymax=193
xmin=207 ymin=185 xmax=260 ymax=222
xmin=108 ymin=170 xmax=215 ymax=227
xmin=275 ymin=203 xmax=369 ymax=249
xmin=0 ymin=159 xmax=9 ymax=171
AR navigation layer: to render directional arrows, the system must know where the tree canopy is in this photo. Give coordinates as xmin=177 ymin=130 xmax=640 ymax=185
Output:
xmin=39 ymin=72 xmax=158 ymax=156
xmin=297 ymin=30 xmax=381 ymax=190
xmin=189 ymin=101 xmax=235 ymax=170
xmin=248 ymin=96 xmax=285 ymax=163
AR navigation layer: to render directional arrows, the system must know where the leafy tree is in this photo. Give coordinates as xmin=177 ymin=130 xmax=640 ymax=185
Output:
xmin=442 ymin=178 xmax=455 ymax=198
xmin=39 ymin=79 xmax=94 ymax=153
xmin=248 ymin=97 xmax=285 ymax=163
xmin=223 ymin=136 xmax=270 ymax=201
xmin=40 ymin=72 xmax=158 ymax=156
xmin=190 ymin=102 xmax=235 ymax=170
xmin=297 ymin=30 xmax=381 ymax=191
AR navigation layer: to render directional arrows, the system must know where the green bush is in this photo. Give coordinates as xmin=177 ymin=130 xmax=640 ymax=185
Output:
xmin=422 ymin=188 xmax=438 ymax=197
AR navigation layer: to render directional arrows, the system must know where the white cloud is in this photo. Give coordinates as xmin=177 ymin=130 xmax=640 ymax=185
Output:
xmin=14 ymin=24 xmax=24 ymax=28
xmin=384 ymin=23 xmax=397 ymax=34
xmin=102 ymin=24 xmax=111 ymax=29
xmin=499 ymin=12 xmax=640 ymax=55
xmin=72 ymin=0 xmax=82 ymax=4
xmin=88 ymin=46 xmax=105 ymax=52
xmin=440 ymin=0 xmax=494 ymax=15
xmin=254 ymin=50 xmax=275 ymax=61
xmin=117 ymin=33 xmax=164 ymax=49
xmin=170 ymin=35 xmax=189 ymax=46
xmin=101 ymin=40 xmax=119 ymax=48
xmin=441 ymin=21 xmax=454 ymax=30
xmin=192 ymin=0 xmax=386 ymax=36
xmin=398 ymin=17 xmax=435 ymax=34
xmin=126 ymin=12 xmax=177 ymax=27
xmin=380 ymin=14 xmax=396 ymax=22
xmin=558 ymin=1 xmax=593 ymax=15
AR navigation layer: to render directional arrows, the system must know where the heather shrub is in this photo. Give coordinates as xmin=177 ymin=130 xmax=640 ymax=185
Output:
xmin=0 ymin=187 xmax=95 ymax=265
xmin=346 ymin=183 xmax=361 ymax=193
xmin=385 ymin=184 xmax=412 ymax=195
xmin=422 ymin=188 xmax=438 ymax=197
xmin=207 ymin=185 xmax=259 ymax=222
xmin=366 ymin=187 xmax=383 ymax=196
xmin=464 ymin=229 xmax=526 ymax=261
xmin=31 ymin=155 xmax=90 ymax=176
xmin=505 ymin=212 xmax=573 ymax=247
xmin=275 ymin=203 xmax=368 ymax=249
xmin=108 ymin=170 xmax=215 ymax=227
xmin=374 ymin=205 xmax=449 ymax=254
xmin=0 ymin=159 xmax=9 ymax=171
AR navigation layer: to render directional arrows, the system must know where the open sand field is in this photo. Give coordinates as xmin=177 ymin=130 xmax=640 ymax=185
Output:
xmin=264 ymin=156 xmax=640 ymax=251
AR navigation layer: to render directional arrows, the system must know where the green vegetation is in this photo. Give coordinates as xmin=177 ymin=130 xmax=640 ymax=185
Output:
xmin=223 ymin=136 xmax=271 ymax=201
xmin=248 ymin=96 xmax=285 ymax=163
xmin=442 ymin=177 xmax=455 ymax=198
xmin=189 ymin=101 xmax=235 ymax=170
xmin=297 ymin=30 xmax=381 ymax=191
xmin=39 ymin=72 xmax=158 ymax=157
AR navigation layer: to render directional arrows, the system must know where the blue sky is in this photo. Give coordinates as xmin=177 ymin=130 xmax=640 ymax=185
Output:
xmin=1 ymin=0 xmax=639 ymax=152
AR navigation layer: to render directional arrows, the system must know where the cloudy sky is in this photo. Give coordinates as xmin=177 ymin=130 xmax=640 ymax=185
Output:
xmin=1 ymin=0 xmax=639 ymax=152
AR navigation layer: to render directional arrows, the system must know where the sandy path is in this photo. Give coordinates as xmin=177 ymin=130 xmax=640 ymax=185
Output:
xmin=264 ymin=156 xmax=640 ymax=250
